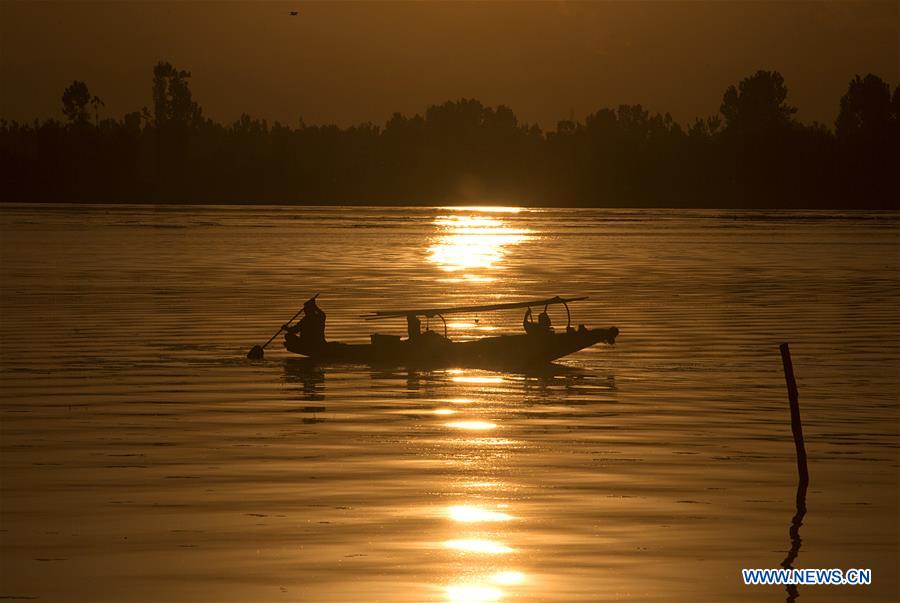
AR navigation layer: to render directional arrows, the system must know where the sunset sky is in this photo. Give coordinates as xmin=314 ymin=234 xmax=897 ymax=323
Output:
xmin=1 ymin=0 xmax=897 ymax=129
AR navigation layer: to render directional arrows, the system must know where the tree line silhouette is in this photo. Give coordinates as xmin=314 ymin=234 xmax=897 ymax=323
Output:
xmin=1 ymin=62 xmax=897 ymax=208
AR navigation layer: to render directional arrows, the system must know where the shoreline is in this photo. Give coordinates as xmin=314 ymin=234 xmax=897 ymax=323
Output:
xmin=2 ymin=200 xmax=898 ymax=211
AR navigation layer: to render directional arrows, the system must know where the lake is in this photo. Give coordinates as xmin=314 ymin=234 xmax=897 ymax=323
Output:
xmin=1 ymin=204 xmax=897 ymax=602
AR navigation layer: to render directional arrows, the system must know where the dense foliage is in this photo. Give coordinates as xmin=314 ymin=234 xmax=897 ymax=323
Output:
xmin=2 ymin=63 xmax=897 ymax=208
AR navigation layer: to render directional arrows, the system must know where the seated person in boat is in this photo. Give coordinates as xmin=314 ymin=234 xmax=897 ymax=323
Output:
xmin=523 ymin=307 xmax=554 ymax=336
xmin=286 ymin=297 xmax=327 ymax=345
xmin=406 ymin=314 xmax=421 ymax=340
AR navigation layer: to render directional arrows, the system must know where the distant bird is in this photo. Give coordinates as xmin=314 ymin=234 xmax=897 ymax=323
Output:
xmin=289 ymin=11 xmax=298 ymax=16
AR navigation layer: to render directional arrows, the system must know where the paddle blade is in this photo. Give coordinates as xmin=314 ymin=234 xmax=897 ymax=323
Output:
xmin=247 ymin=345 xmax=265 ymax=360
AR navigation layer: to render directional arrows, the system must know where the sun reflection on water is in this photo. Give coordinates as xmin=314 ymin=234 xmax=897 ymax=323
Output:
xmin=438 ymin=205 xmax=525 ymax=213
xmin=491 ymin=571 xmax=525 ymax=586
xmin=447 ymin=321 xmax=500 ymax=331
xmin=443 ymin=397 xmax=476 ymax=405
xmin=426 ymin=317 xmax=531 ymax=603
xmin=446 ymin=584 xmax=504 ymax=602
xmin=444 ymin=539 xmax=513 ymax=554
xmin=461 ymin=481 xmax=503 ymax=489
xmin=445 ymin=571 xmax=527 ymax=602
xmin=451 ymin=375 xmax=505 ymax=385
xmin=428 ymin=210 xmax=532 ymax=279
xmin=445 ymin=420 xmax=498 ymax=431
xmin=448 ymin=505 xmax=513 ymax=522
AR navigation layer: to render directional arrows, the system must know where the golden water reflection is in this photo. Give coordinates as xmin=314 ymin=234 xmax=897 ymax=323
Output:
xmin=451 ymin=375 xmax=504 ymax=385
xmin=444 ymin=539 xmax=513 ymax=554
xmin=448 ymin=505 xmax=513 ymax=522
xmin=427 ymin=211 xmax=532 ymax=279
xmin=446 ymin=584 xmax=504 ymax=602
xmin=446 ymin=420 xmax=498 ymax=431
xmin=491 ymin=571 xmax=525 ymax=586
xmin=433 ymin=366 xmax=528 ymax=602
xmin=445 ymin=571 xmax=527 ymax=602
xmin=443 ymin=397 xmax=476 ymax=405
xmin=438 ymin=206 xmax=524 ymax=214
xmin=461 ymin=481 xmax=503 ymax=489
xmin=447 ymin=321 xmax=500 ymax=331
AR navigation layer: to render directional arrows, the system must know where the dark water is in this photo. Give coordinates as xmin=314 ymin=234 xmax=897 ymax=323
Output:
xmin=1 ymin=205 xmax=898 ymax=602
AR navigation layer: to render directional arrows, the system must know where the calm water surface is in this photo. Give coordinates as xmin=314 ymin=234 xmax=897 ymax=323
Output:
xmin=1 ymin=205 xmax=898 ymax=602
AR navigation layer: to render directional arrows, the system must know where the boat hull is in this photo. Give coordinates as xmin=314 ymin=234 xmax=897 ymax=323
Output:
xmin=283 ymin=327 xmax=618 ymax=368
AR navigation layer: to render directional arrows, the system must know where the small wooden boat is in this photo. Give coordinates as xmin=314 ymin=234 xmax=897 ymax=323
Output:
xmin=282 ymin=296 xmax=618 ymax=368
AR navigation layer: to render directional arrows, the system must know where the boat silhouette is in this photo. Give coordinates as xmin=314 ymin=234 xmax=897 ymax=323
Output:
xmin=281 ymin=296 xmax=618 ymax=368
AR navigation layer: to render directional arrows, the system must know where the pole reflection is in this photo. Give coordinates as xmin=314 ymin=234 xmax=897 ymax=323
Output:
xmin=780 ymin=480 xmax=808 ymax=602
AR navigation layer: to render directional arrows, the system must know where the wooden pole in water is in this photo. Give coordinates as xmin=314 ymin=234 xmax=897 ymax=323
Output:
xmin=779 ymin=343 xmax=809 ymax=488
xmin=779 ymin=343 xmax=808 ymax=602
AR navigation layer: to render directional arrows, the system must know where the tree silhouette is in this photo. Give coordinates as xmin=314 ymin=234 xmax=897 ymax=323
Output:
xmin=61 ymin=81 xmax=92 ymax=125
xmin=836 ymin=74 xmax=893 ymax=142
xmin=834 ymin=74 xmax=899 ymax=205
xmin=90 ymin=95 xmax=105 ymax=126
xmin=152 ymin=61 xmax=202 ymax=130
xmin=0 ymin=65 xmax=896 ymax=209
xmin=720 ymin=70 xmax=797 ymax=136
xmin=151 ymin=61 xmax=204 ymax=195
xmin=717 ymin=71 xmax=809 ymax=206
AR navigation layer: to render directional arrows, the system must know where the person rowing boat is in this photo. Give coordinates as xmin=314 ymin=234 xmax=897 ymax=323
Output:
xmin=285 ymin=295 xmax=327 ymax=348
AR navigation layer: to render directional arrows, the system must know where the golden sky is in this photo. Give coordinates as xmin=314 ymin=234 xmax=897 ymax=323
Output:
xmin=1 ymin=1 xmax=897 ymax=128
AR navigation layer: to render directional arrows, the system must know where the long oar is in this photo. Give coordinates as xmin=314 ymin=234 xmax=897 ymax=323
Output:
xmin=247 ymin=306 xmax=305 ymax=360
